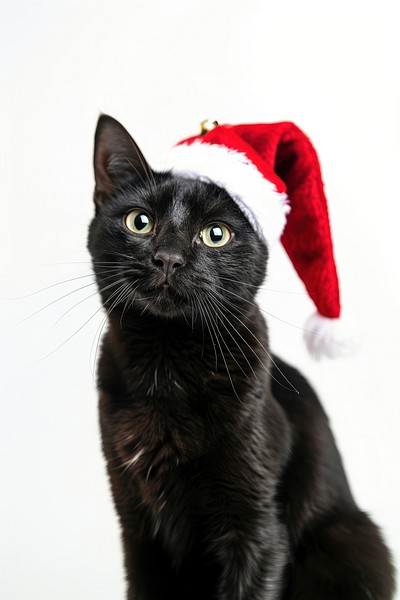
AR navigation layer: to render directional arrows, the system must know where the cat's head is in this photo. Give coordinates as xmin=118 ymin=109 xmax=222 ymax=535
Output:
xmin=88 ymin=115 xmax=268 ymax=322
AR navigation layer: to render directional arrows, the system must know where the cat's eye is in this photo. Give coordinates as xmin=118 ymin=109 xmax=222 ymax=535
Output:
xmin=125 ymin=209 xmax=154 ymax=235
xmin=200 ymin=223 xmax=232 ymax=248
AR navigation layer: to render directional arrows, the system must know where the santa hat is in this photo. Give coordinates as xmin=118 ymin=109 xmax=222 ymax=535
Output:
xmin=156 ymin=119 xmax=349 ymax=359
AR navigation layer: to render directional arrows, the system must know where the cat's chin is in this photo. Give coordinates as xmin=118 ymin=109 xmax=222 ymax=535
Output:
xmin=144 ymin=304 xmax=187 ymax=320
xmin=136 ymin=286 xmax=190 ymax=320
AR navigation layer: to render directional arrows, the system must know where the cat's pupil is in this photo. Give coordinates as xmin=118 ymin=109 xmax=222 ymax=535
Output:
xmin=210 ymin=226 xmax=223 ymax=243
xmin=135 ymin=213 xmax=149 ymax=230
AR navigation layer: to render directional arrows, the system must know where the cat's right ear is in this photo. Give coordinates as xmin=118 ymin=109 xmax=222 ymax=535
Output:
xmin=93 ymin=115 xmax=152 ymax=207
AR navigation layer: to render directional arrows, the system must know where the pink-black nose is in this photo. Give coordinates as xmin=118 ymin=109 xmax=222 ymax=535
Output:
xmin=153 ymin=251 xmax=185 ymax=276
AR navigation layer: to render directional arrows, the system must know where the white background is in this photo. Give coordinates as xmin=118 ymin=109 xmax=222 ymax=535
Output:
xmin=1 ymin=1 xmax=399 ymax=598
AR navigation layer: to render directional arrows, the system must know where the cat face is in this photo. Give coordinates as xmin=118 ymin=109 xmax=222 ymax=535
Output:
xmin=88 ymin=116 xmax=268 ymax=321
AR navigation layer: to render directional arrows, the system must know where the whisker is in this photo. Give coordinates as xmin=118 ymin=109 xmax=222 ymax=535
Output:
xmin=203 ymin=297 xmax=252 ymax=382
xmin=90 ymin=281 xmax=135 ymax=379
xmin=28 ymin=300 xmax=107 ymax=366
xmin=199 ymin=297 xmax=243 ymax=405
xmin=189 ymin=295 xmax=195 ymax=334
xmin=219 ymin=276 xmax=310 ymax=295
xmin=51 ymin=275 xmax=130 ymax=329
xmin=208 ymin=292 xmax=268 ymax=379
xmin=18 ymin=281 xmax=98 ymax=324
xmin=205 ymin=296 xmax=258 ymax=382
xmin=192 ymin=293 xmax=206 ymax=359
xmin=120 ymin=290 xmax=133 ymax=330
xmin=28 ymin=277 xmax=134 ymax=367
xmin=11 ymin=273 xmax=97 ymax=300
xmin=210 ymin=290 xmax=299 ymax=394
xmin=216 ymin=283 xmax=339 ymax=346
xmin=197 ymin=297 xmax=218 ymax=370
xmin=17 ymin=269 xmax=124 ymax=325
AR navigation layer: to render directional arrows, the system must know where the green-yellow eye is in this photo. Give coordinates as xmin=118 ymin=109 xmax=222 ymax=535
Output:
xmin=201 ymin=223 xmax=232 ymax=248
xmin=125 ymin=209 xmax=154 ymax=234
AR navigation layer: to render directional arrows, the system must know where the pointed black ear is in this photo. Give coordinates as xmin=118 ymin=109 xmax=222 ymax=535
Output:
xmin=93 ymin=115 xmax=152 ymax=206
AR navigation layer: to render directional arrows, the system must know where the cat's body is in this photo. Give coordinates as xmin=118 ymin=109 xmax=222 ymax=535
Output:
xmin=89 ymin=116 xmax=395 ymax=599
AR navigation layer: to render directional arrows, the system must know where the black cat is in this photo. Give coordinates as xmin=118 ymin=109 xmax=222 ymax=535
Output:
xmin=88 ymin=115 xmax=395 ymax=600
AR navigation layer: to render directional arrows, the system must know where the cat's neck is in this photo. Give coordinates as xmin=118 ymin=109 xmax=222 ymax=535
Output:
xmin=108 ymin=304 xmax=268 ymax=356
xmin=104 ymin=305 xmax=272 ymax=396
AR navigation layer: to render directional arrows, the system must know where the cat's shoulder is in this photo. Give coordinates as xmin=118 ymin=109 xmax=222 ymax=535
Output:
xmin=270 ymin=355 xmax=330 ymax=428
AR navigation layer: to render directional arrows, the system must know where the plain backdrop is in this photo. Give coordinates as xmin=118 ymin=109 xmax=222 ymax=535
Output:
xmin=1 ymin=1 xmax=399 ymax=598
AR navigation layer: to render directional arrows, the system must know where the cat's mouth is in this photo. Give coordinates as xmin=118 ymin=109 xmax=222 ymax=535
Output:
xmin=139 ymin=282 xmax=189 ymax=318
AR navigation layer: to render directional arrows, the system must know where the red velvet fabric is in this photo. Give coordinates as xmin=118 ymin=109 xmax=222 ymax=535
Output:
xmin=179 ymin=123 xmax=341 ymax=319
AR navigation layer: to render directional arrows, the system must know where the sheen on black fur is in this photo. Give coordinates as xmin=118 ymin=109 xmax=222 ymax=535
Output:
xmin=88 ymin=115 xmax=395 ymax=600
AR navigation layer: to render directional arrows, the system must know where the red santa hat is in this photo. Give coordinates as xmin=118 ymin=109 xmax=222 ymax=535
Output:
xmin=156 ymin=119 xmax=349 ymax=359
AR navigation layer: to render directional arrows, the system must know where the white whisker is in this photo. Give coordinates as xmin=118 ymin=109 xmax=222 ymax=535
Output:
xmin=198 ymin=297 xmax=243 ymax=405
xmin=205 ymin=296 xmax=258 ymax=382
xmin=210 ymin=289 xmax=299 ymax=394
xmin=90 ymin=280 xmax=137 ymax=379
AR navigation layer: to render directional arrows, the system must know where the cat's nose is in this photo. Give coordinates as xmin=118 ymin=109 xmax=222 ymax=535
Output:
xmin=153 ymin=251 xmax=185 ymax=277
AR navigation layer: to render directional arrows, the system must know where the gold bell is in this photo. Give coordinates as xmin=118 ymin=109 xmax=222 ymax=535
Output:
xmin=199 ymin=119 xmax=219 ymax=135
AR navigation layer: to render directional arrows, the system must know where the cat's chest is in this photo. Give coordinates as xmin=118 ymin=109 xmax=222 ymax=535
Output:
xmin=100 ymin=325 xmax=251 ymax=495
xmin=105 ymin=353 xmax=214 ymax=472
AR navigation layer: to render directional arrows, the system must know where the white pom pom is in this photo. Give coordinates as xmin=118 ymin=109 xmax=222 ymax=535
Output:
xmin=303 ymin=312 xmax=355 ymax=360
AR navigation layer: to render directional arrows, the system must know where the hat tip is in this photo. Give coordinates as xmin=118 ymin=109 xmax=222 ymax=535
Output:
xmin=303 ymin=312 xmax=356 ymax=360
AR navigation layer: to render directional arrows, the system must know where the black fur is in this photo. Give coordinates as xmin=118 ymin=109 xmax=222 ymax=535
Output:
xmin=88 ymin=115 xmax=395 ymax=599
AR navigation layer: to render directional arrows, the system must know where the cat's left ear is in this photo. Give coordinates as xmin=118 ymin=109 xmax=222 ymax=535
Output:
xmin=93 ymin=115 xmax=152 ymax=207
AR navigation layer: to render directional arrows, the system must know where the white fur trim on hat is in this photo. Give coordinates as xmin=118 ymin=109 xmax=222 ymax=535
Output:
xmin=303 ymin=312 xmax=355 ymax=360
xmin=153 ymin=141 xmax=290 ymax=246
